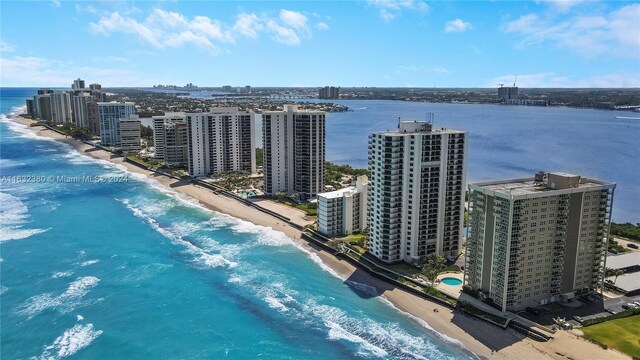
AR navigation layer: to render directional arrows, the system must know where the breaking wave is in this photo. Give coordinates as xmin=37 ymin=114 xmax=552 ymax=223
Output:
xmin=16 ymin=277 xmax=100 ymax=319
xmin=39 ymin=321 xmax=103 ymax=359
xmin=0 ymin=192 xmax=50 ymax=242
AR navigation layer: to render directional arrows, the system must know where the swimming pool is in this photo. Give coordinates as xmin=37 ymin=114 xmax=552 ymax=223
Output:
xmin=441 ymin=277 xmax=462 ymax=286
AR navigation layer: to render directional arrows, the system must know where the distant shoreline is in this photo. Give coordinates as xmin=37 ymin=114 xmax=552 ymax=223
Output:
xmin=7 ymin=115 xmax=632 ymax=360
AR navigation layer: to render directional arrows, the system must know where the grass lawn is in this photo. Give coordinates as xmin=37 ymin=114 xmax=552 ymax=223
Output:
xmin=582 ymin=315 xmax=640 ymax=358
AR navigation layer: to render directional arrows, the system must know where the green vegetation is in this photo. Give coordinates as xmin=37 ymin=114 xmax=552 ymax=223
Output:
xmin=256 ymin=148 xmax=263 ymax=167
xmin=458 ymin=301 xmax=509 ymax=326
xmin=611 ymin=222 xmax=640 ymax=241
xmin=126 ymin=152 xmax=162 ymax=169
xmin=217 ymin=171 xmax=254 ymax=190
xmin=608 ymin=238 xmax=629 ymax=253
xmin=274 ymin=196 xmax=317 ymax=216
xmin=605 ymin=268 xmax=626 ymax=285
xmin=140 ymin=125 xmax=154 ymax=146
xmin=422 ymin=253 xmax=447 ymax=285
xmin=582 ymin=315 xmax=640 ymax=358
xmin=422 ymin=286 xmax=456 ymax=305
xmin=324 ymin=162 xmax=369 ymax=189
xmin=53 ymin=122 xmax=91 ymax=141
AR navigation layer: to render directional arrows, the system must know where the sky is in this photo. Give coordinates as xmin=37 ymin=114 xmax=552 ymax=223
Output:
xmin=1 ymin=0 xmax=639 ymax=88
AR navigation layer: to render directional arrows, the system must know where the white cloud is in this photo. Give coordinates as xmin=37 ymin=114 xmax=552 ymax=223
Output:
xmin=51 ymin=0 xmax=60 ymax=8
xmin=266 ymin=20 xmax=301 ymax=46
xmin=0 ymin=55 xmax=151 ymax=87
xmin=367 ymin=0 xmax=428 ymax=22
xmin=445 ymin=19 xmax=472 ymax=33
xmin=233 ymin=13 xmax=262 ymax=38
xmin=1 ymin=40 xmax=15 ymax=53
xmin=279 ymin=10 xmax=308 ymax=30
xmin=536 ymin=0 xmax=588 ymax=13
xmin=315 ymin=22 xmax=330 ymax=31
xmin=89 ymin=7 xmax=315 ymax=50
xmin=487 ymin=72 xmax=640 ymax=88
xmin=503 ymin=3 xmax=640 ymax=59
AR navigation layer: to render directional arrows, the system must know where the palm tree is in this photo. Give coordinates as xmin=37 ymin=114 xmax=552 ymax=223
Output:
xmin=610 ymin=268 xmax=625 ymax=286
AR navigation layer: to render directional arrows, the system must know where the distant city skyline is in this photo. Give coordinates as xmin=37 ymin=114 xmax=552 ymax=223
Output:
xmin=1 ymin=0 xmax=639 ymax=88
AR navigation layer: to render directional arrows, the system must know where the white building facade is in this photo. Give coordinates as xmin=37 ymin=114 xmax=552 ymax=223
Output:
xmin=153 ymin=113 xmax=188 ymax=167
xmin=119 ymin=115 xmax=141 ymax=153
xmin=99 ymin=102 xmax=136 ymax=146
xmin=465 ymin=172 xmax=615 ymax=312
xmin=367 ymin=120 xmax=467 ymax=264
xmin=262 ymin=105 xmax=325 ymax=198
xmin=318 ymin=176 xmax=369 ymax=237
xmin=186 ymin=107 xmax=255 ymax=177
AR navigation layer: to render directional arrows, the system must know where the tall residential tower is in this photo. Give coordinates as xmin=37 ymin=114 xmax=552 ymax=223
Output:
xmin=262 ymin=105 xmax=325 ymax=198
xmin=186 ymin=107 xmax=255 ymax=177
xmin=464 ymin=172 xmax=615 ymax=312
xmin=367 ymin=120 xmax=466 ymax=264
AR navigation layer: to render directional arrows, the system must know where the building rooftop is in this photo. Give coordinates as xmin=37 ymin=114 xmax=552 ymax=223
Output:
xmin=607 ymin=272 xmax=640 ymax=293
xmin=471 ymin=172 xmax=615 ymax=196
xmin=606 ymin=252 xmax=640 ymax=270
xmin=318 ymin=186 xmax=357 ymax=199
xmin=373 ymin=120 xmax=464 ymax=136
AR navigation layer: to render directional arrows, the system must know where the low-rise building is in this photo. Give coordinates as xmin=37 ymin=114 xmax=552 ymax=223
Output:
xmin=318 ymin=176 xmax=368 ymax=237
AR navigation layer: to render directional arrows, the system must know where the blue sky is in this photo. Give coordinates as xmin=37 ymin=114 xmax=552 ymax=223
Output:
xmin=1 ymin=0 xmax=639 ymax=87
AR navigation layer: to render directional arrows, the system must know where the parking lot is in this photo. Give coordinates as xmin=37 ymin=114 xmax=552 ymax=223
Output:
xmin=517 ymin=293 xmax=640 ymax=327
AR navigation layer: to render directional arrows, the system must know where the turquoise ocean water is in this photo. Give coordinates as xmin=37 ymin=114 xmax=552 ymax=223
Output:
xmin=1 ymin=88 xmax=474 ymax=359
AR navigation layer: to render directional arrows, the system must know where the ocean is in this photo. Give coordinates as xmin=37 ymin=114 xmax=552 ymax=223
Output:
xmin=1 ymin=88 xmax=474 ymax=359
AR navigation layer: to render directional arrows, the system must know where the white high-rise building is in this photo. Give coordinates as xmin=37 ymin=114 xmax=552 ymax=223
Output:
xmin=72 ymin=92 xmax=92 ymax=128
xmin=262 ymin=105 xmax=325 ymax=198
xmin=464 ymin=172 xmax=615 ymax=312
xmin=119 ymin=115 xmax=141 ymax=153
xmin=98 ymin=102 xmax=135 ymax=146
xmin=186 ymin=107 xmax=255 ymax=177
xmin=317 ymin=176 xmax=369 ymax=237
xmin=50 ymin=92 xmax=73 ymax=124
xmin=367 ymin=120 xmax=467 ymax=264
xmin=153 ymin=112 xmax=188 ymax=167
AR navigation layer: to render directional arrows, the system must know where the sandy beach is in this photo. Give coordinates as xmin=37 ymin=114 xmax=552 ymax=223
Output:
xmin=9 ymin=116 xmax=631 ymax=360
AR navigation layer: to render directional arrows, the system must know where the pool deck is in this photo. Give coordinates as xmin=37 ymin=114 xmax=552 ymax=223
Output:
xmin=435 ymin=272 xmax=464 ymax=299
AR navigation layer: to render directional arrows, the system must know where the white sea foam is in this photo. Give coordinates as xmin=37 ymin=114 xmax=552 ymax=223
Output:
xmin=16 ymin=277 xmax=100 ymax=319
xmin=0 ymin=113 xmax=57 ymax=143
xmin=0 ymin=285 xmax=8 ymax=295
xmin=0 ymin=158 xmax=26 ymax=168
xmin=39 ymin=322 xmax=103 ymax=359
xmin=378 ymin=296 xmax=476 ymax=357
xmin=119 ymin=199 xmax=237 ymax=269
xmin=52 ymin=271 xmax=73 ymax=279
xmin=327 ymin=321 xmax=388 ymax=358
xmin=80 ymin=260 xmax=99 ymax=267
xmin=0 ymin=192 xmax=50 ymax=242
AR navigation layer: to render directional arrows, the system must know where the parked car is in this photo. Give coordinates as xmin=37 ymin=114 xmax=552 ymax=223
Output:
xmin=627 ymin=243 xmax=639 ymax=249
xmin=609 ymin=248 xmax=619 ymax=254
xmin=622 ymin=303 xmax=638 ymax=310
xmin=526 ymin=307 xmax=541 ymax=316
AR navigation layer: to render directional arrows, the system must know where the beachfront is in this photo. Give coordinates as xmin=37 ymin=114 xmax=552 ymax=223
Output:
xmin=10 ymin=115 xmax=632 ymax=360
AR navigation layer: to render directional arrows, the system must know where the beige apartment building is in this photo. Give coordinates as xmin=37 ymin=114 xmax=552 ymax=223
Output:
xmin=464 ymin=172 xmax=615 ymax=313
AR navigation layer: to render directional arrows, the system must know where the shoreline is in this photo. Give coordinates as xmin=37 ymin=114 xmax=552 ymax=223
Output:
xmin=6 ymin=115 xmax=631 ymax=360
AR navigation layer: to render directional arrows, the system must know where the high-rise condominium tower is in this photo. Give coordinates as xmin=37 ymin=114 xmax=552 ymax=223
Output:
xmin=262 ymin=105 xmax=325 ymax=198
xmin=153 ymin=112 xmax=188 ymax=167
xmin=186 ymin=107 xmax=255 ymax=177
xmin=367 ymin=120 xmax=466 ymax=264
xmin=98 ymin=102 xmax=135 ymax=146
xmin=464 ymin=172 xmax=615 ymax=312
